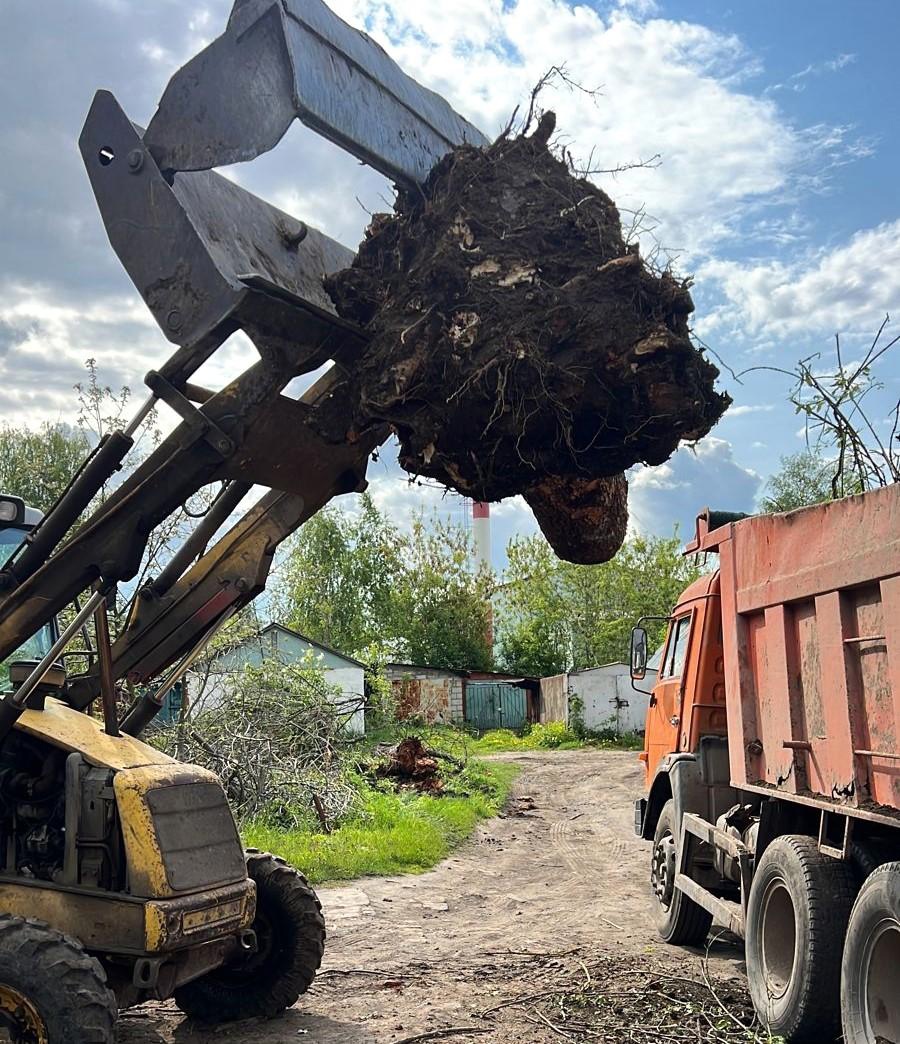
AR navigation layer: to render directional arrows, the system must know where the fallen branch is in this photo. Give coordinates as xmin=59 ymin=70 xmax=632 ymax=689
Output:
xmin=391 ymin=1028 xmax=491 ymax=1044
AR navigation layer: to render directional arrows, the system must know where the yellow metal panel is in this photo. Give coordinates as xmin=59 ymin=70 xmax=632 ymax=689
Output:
xmin=16 ymin=699 xmax=174 ymax=771
xmin=0 ymin=881 xmax=146 ymax=951
xmin=114 ymin=764 xmax=225 ymax=898
xmin=0 ymin=878 xmax=254 ymax=955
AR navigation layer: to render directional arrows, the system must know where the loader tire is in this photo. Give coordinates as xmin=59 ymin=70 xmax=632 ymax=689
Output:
xmin=650 ymin=799 xmax=712 ymax=946
xmin=174 ymin=850 xmax=325 ymax=1022
xmin=840 ymin=861 xmax=900 ymax=1044
xmin=0 ymin=916 xmax=117 ymax=1043
xmin=746 ymin=835 xmax=856 ymax=1043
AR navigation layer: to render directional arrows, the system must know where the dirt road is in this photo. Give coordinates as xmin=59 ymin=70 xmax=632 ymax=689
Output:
xmin=120 ymin=750 xmax=746 ymax=1043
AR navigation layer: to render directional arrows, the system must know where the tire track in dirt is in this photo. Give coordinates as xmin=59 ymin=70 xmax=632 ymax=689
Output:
xmin=119 ymin=749 xmax=744 ymax=1044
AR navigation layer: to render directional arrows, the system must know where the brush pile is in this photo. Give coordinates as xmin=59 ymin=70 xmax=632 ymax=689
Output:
xmin=325 ymin=112 xmax=729 ymax=562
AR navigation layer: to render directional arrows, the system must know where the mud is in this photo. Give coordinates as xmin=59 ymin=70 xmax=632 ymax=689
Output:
xmin=120 ymin=750 xmax=747 ymax=1043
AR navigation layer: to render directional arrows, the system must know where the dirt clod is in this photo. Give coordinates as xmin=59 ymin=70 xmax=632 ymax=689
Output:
xmin=325 ymin=115 xmax=730 ymax=562
xmin=374 ymin=736 xmax=443 ymax=793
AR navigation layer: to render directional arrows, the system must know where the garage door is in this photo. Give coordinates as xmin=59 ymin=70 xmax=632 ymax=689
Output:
xmin=466 ymin=682 xmax=526 ymax=731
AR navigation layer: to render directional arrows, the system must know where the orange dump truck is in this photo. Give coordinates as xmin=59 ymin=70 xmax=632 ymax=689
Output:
xmin=631 ymin=484 xmax=900 ymax=1044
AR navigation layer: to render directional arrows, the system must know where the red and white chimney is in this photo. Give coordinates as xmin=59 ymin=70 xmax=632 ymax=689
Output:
xmin=473 ymin=501 xmax=491 ymax=573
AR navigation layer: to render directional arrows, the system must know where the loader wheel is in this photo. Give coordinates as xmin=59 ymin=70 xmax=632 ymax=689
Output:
xmin=841 ymin=861 xmax=900 ymax=1044
xmin=174 ymin=850 xmax=325 ymax=1022
xmin=0 ymin=916 xmax=116 ymax=1043
xmin=650 ymin=800 xmax=712 ymax=946
xmin=746 ymin=835 xmax=856 ymax=1042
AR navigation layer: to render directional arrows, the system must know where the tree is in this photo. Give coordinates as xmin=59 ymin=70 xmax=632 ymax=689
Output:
xmin=391 ymin=517 xmax=493 ymax=671
xmin=277 ymin=496 xmax=493 ymax=670
xmin=278 ymin=493 xmax=402 ymax=655
xmin=746 ymin=319 xmax=899 ymax=500
xmin=496 ymin=532 xmax=701 ymax=675
xmin=759 ymin=452 xmax=839 ymax=514
xmin=0 ymin=423 xmax=91 ymax=512
xmin=786 ymin=321 xmax=899 ymax=495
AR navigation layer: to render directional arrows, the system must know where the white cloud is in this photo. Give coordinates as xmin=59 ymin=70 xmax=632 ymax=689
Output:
xmin=329 ymin=0 xmax=858 ymax=259
xmin=699 ymin=220 xmax=900 ymax=338
xmin=629 ymin=437 xmax=760 ymax=537
xmin=723 ymin=404 xmax=775 ymax=417
xmin=767 ymin=52 xmax=857 ymax=94
xmin=0 ymin=282 xmax=166 ymax=425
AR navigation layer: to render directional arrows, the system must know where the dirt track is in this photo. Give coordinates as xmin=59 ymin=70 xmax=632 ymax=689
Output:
xmin=120 ymin=750 xmax=746 ymax=1043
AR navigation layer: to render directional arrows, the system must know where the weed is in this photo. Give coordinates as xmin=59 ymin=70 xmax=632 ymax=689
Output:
xmin=243 ymin=761 xmax=519 ymax=885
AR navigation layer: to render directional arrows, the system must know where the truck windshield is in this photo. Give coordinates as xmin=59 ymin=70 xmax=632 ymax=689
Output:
xmin=0 ymin=527 xmax=55 ymax=691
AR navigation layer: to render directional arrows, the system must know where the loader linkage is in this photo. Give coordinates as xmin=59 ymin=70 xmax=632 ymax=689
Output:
xmin=0 ymin=0 xmax=488 ymax=739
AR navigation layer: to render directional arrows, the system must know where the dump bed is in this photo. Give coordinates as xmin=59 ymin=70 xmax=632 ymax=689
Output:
xmin=696 ymin=484 xmax=900 ymax=815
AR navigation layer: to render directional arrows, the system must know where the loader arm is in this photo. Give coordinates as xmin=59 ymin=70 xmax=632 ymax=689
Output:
xmin=143 ymin=0 xmax=488 ymax=185
xmin=0 ymin=0 xmax=486 ymax=735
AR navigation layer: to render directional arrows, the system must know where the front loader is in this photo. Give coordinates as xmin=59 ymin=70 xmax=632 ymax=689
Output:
xmin=0 ymin=3 xmax=487 ymax=1040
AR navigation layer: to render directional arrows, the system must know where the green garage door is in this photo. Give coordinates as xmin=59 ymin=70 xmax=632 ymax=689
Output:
xmin=466 ymin=682 xmax=526 ymax=731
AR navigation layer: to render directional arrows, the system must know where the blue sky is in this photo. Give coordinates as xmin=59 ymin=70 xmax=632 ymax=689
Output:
xmin=1 ymin=0 xmax=898 ymax=567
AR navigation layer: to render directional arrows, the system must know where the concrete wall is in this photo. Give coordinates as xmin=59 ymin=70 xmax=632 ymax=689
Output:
xmin=539 ymin=674 xmax=569 ymax=725
xmin=385 ymin=666 xmax=464 ymax=724
xmin=568 ymin=662 xmax=657 ymax=734
xmin=325 ymin=665 xmax=367 ymax=736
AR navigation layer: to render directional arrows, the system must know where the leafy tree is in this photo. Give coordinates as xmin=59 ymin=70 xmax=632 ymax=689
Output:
xmin=759 ymin=451 xmax=843 ymax=514
xmin=391 ymin=517 xmax=493 ymax=671
xmin=278 ymin=493 xmax=402 ymax=655
xmin=277 ymin=496 xmax=493 ymax=670
xmin=0 ymin=422 xmax=91 ymax=512
xmin=496 ymin=532 xmax=700 ymax=675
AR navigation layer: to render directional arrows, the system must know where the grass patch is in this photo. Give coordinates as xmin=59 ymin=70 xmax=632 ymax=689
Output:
xmin=243 ymin=760 xmax=519 ymax=885
xmin=365 ymin=722 xmax=645 ymax=756
xmin=468 ymin=725 xmax=645 ymax=754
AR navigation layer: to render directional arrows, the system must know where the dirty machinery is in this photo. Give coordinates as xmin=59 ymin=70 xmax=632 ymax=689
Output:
xmin=0 ymin=2 xmax=488 ymax=1040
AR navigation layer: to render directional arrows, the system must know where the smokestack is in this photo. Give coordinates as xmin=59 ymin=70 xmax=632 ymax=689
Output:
xmin=472 ymin=501 xmax=493 ymax=651
xmin=473 ymin=501 xmax=491 ymax=573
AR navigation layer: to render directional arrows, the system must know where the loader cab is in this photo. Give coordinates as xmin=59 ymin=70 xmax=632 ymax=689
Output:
xmin=0 ymin=494 xmax=57 ymax=690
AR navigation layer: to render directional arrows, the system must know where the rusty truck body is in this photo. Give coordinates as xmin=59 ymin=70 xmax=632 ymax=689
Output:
xmin=632 ymin=484 xmax=900 ymax=1044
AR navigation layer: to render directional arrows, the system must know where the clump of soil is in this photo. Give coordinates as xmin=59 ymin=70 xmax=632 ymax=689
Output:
xmin=325 ymin=112 xmax=729 ymax=563
xmin=373 ymin=736 xmax=445 ymax=793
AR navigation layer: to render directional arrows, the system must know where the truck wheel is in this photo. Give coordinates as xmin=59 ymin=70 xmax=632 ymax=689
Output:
xmin=746 ymin=835 xmax=855 ymax=1042
xmin=841 ymin=861 xmax=900 ymax=1044
xmin=0 ymin=916 xmax=116 ymax=1043
xmin=651 ymin=799 xmax=712 ymax=946
xmin=174 ymin=851 xmax=325 ymax=1022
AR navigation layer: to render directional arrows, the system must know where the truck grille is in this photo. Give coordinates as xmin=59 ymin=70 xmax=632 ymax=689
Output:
xmin=146 ymin=783 xmax=246 ymax=892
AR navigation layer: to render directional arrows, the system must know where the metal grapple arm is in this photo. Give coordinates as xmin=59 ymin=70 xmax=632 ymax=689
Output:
xmin=0 ymin=0 xmax=486 ymax=734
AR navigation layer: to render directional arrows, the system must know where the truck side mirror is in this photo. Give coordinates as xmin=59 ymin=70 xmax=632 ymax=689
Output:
xmin=630 ymin=627 xmax=648 ymax=680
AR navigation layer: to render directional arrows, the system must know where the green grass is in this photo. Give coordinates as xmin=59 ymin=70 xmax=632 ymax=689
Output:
xmin=363 ymin=722 xmax=644 ymax=758
xmin=468 ymin=725 xmax=645 ymax=754
xmin=242 ymin=760 xmax=519 ymax=885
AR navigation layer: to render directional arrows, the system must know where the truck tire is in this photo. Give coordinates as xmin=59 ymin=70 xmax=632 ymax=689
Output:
xmin=0 ymin=916 xmax=117 ymax=1043
xmin=651 ymin=799 xmax=713 ymax=946
xmin=174 ymin=850 xmax=325 ymax=1022
xmin=840 ymin=861 xmax=900 ymax=1044
xmin=746 ymin=835 xmax=856 ymax=1042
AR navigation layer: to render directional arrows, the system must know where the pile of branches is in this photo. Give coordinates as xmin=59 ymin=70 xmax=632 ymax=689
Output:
xmin=319 ymin=945 xmax=770 ymax=1043
xmin=486 ymin=951 xmax=766 ymax=1042
xmin=159 ymin=658 xmax=362 ymax=829
xmin=324 ymin=110 xmax=729 ymax=563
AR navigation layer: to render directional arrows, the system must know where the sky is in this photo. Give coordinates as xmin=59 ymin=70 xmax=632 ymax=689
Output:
xmin=1 ymin=0 xmax=898 ymax=568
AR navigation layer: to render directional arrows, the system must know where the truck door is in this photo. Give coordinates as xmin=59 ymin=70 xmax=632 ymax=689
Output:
xmin=647 ymin=611 xmax=693 ymax=770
